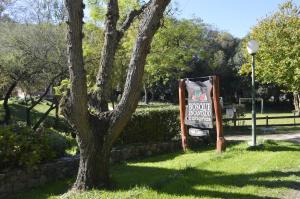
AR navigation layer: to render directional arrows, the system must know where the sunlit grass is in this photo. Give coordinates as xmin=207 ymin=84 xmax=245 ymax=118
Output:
xmin=13 ymin=140 xmax=300 ymax=199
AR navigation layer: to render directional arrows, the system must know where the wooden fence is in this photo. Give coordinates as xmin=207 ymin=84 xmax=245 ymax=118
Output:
xmin=223 ymin=114 xmax=300 ymax=127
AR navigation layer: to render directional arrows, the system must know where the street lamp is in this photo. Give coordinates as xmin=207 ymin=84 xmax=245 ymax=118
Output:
xmin=247 ymin=40 xmax=259 ymax=146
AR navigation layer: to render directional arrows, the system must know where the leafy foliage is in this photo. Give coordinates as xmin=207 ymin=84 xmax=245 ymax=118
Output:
xmin=0 ymin=123 xmax=70 ymax=170
xmin=241 ymin=0 xmax=300 ymax=93
xmin=0 ymin=22 xmax=67 ymax=93
xmin=117 ymin=104 xmax=180 ymax=145
xmin=145 ymin=18 xmax=204 ymax=87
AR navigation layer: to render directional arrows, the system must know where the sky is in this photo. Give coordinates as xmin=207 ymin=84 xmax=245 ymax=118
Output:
xmin=174 ymin=0 xmax=300 ymax=38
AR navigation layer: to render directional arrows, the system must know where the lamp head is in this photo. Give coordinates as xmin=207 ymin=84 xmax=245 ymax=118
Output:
xmin=247 ymin=40 xmax=259 ymax=55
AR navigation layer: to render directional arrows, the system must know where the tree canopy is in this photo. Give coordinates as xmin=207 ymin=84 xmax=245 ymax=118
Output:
xmin=241 ymin=0 xmax=300 ymax=93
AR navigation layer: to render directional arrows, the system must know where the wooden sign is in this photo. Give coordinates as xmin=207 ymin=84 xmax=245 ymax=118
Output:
xmin=178 ymin=76 xmax=226 ymax=152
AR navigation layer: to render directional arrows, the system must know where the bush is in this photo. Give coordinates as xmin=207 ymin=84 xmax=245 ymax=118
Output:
xmin=0 ymin=123 xmax=70 ymax=170
xmin=117 ymin=104 xmax=180 ymax=145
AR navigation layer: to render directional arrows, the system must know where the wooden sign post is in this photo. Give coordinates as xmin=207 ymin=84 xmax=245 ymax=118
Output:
xmin=179 ymin=79 xmax=188 ymax=150
xmin=212 ymin=76 xmax=226 ymax=152
xmin=178 ymin=76 xmax=226 ymax=152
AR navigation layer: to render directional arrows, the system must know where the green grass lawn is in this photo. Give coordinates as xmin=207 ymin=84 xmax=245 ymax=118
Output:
xmin=0 ymin=99 xmax=57 ymax=123
xmin=12 ymin=140 xmax=300 ymax=199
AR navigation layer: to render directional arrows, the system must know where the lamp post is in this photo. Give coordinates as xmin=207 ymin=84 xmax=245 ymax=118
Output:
xmin=247 ymin=40 xmax=259 ymax=146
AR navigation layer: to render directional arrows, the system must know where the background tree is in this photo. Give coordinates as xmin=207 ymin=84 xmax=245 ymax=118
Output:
xmin=0 ymin=0 xmax=67 ymax=125
xmin=0 ymin=15 xmax=67 ymax=125
xmin=144 ymin=17 xmax=204 ymax=103
xmin=7 ymin=0 xmax=65 ymax=24
xmin=240 ymin=0 xmax=300 ymax=112
xmin=187 ymin=27 xmax=241 ymax=102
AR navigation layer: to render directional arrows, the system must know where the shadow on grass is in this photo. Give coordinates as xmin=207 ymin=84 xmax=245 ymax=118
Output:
xmin=14 ymin=167 xmax=300 ymax=199
xmin=8 ymin=103 xmax=56 ymax=124
xmin=1 ymin=103 xmax=72 ymax=133
xmin=133 ymin=140 xmax=243 ymax=164
xmin=11 ymin=140 xmax=300 ymax=199
xmin=113 ymin=165 xmax=299 ymax=199
xmin=247 ymin=140 xmax=300 ymax=152
xmin=10 ymin=179 xmax=74 ymax=199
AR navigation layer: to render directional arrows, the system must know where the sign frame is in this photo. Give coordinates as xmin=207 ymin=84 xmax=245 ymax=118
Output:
xmin=178 ymin=76 xmax=226 ymax=152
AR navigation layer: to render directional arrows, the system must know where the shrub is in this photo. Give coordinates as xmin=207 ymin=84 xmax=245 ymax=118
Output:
xmin=117 ymin=104 xmax=180 ymax=145
xmin=0 ymin=124 xmax=70 ymax=170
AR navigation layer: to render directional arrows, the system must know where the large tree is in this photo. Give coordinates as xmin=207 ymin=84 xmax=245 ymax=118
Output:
xmin=63 ymin=0 xmax=170 ymax=190
xmin=240 ymin=0 xmax=300 ymax=111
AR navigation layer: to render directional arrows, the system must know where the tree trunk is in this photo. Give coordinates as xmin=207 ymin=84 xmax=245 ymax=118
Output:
xmin=64 ymin=0 xmax=170 ymax=191
xmin=2 ymin=81 xmax=17 ymax=125
xmin=73 ymin=134 xmax=110 ymax=189
xmin=55 ymin=98 xmax=59 ymax=126
xmin=143 ymin=83 xmax=149 ymax=104
xmin=293 ymin=92 xmax=299 ymax=111
xmin=294 ymin=92 xmax=300 ymax=115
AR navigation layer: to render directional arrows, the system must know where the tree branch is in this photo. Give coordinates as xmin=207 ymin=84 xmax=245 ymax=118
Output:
xmin=104 ymin=0 xmax=171 ymax=146
xmin=93 ymin=0 xmax=120 ymax=112
xmin=118 ymin=1 xmax=150 ymax=37
xmin=64 ymin=0 xmax=90 ymax=139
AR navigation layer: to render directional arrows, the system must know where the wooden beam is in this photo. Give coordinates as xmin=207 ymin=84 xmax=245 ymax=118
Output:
xmin=213 ymin=76 xmax=226 ymax=152
xmin=179 ymin=79 xmax=188 ymax=150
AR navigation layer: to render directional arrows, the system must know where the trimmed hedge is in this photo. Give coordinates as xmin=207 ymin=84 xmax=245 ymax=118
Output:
xmin=117 ymin=104 xmax=180 ymax=145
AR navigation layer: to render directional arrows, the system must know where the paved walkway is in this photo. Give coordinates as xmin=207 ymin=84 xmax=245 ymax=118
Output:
xmin=225 ymin=132 xmax=300 ymax=143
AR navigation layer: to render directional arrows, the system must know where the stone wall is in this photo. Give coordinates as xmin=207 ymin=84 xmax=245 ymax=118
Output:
xmin=0 ymin=141 xmax=181 ymax=198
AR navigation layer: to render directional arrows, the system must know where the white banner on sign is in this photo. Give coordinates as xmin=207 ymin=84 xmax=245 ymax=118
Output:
xmin=188 ymin=128 xmax=209 ymax=137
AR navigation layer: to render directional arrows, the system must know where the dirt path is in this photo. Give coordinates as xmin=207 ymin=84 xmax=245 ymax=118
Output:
xmin=284 ymin=189 xmax=300 ymax=199
xmin=225 ymin=132 xmax=300 ymax=143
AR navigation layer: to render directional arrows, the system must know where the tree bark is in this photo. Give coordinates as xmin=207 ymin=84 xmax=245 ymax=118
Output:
xmin=73 ymin=130 xmax=110 ymax=189
xmin=63 ymin=0 xmax=170 ymax=191
xmin=64 ymin=0 xmax=103 ymax=190
xmin=2 ymin=81 xmax=17 ymax=125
